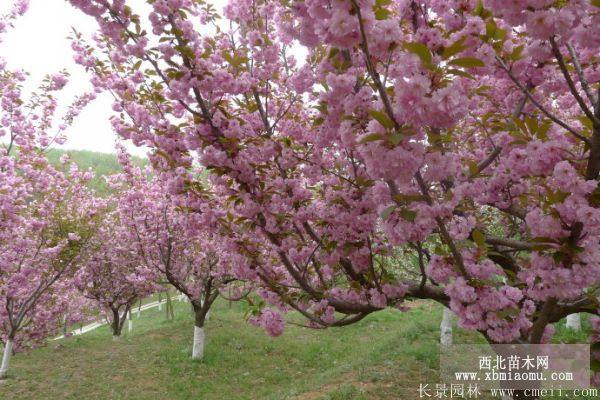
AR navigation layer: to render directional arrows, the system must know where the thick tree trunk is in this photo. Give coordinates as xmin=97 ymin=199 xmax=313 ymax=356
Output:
xmin=192 ymin=302 xmax=208 ymax=360
xmin=566 ymin=313 xmax=581 ymax=331
xmin=110 ymin=306 xmax=128 ymax=339
xmin=192 ymin=325 xmax=205 ymax=360
xmin=166 ymin=291 xmax=174 ymax=320
xmin=0 ymin=339 xmax=13 ymax=379
xmin=440 ymin=307 xmax=453 ymax=346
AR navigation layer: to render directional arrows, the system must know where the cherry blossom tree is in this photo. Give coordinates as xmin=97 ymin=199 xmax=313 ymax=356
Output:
xmin=114 ymin=149 xmax=238 ymax=359
xmin=0 ymin=1 xmax=102 ymax=378
xmin=73 ymin=209 xmax=157 ymax=340
xmin=67 ymin=0 xmax=600 ymax=395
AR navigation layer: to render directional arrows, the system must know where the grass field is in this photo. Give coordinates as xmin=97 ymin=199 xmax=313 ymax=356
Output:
xmin=0 ymin=299 xmax=594 ymax=400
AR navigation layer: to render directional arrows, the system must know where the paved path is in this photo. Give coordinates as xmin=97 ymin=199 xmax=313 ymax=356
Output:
xmin=53 ymin=295 xmax=186 ymax=340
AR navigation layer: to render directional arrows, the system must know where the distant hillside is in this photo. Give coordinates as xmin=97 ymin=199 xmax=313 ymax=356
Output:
xmin=46 ymin=149 xmax=148 ymax=195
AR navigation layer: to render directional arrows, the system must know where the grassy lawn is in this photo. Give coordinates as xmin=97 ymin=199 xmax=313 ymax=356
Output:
xmin=0 ymin=299 xmax=595 ymax=400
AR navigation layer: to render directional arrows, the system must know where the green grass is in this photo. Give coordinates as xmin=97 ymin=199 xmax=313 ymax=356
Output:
xmin=0 ymin=300 xmax=596 ymax=400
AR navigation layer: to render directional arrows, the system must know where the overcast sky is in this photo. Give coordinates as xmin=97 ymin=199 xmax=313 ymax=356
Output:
xmin=0 ymin=0 xmax=148 ymax=157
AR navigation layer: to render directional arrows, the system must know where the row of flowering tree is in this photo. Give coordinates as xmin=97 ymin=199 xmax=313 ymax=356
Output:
xmin=112 ymin=149 xmax=240 ymax=358
xmin=0 ymin=0 xmax=102 ymax=378
xmin=0 ymin=0 xmax=242 ymax=377
xmin=67 ymin=0 xmax=600 ymax=397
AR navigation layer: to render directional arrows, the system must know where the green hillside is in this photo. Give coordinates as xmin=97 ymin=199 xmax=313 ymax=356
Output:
xmin=46 ymin=149 xmax=148 ymax=195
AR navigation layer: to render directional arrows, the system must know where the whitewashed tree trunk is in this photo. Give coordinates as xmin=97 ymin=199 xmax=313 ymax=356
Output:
xmin=112 ymin=335 xmax=120 ymax=341
xmin=440 ymin=308 xmax=453 ymax=346
xmin=192 ymin=326 xmax=204 ymax=360
xmin=0 ymin=340 xmax=13 ymax=379
xmin=128 ymin=311 xmax=133 ymax=333
xmin=158 ymin=300 xmax=162 ymax=311
xmin=566 ymin=314 xmax=581 ymax=331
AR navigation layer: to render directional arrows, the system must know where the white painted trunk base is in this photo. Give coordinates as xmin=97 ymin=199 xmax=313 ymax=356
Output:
xmin=112 ymin=335 xmax=121 ymax=341
xmin=192 ymin=326 xmax=205 ymax=360
xmin=158 ymin=302 xmax=162 ymax=311
xmin=128 ymin=318 xmax=133 ymax=333
xmin=0 ymin=340 xmax=13 ymax=379
xmin=566 ymin=314 xmax=581 ymax=331
xmin=440 ymin=308 xmax=453 ymax=347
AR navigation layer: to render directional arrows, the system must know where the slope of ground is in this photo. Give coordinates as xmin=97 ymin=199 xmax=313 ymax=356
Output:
xmin=0 ymin=300 xmax=593 ymax=400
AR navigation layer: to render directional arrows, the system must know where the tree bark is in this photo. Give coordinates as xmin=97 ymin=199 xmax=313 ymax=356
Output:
xmin=440 ymin=307 xmax=453 ymax=346
xmin=0 ymin=339 xmax=13 ymax=379
xmin=566 ymin=313 xmax=581 ymax=331
xmin=192 ymin=304 xmax=207 ymax=360
xmin=110 ymin=306 xmax=129 ymax=338
xmin=166 ymin=291 xmax=174 ymax=320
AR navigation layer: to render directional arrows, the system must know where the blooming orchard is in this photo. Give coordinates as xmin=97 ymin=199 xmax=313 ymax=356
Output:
xmin=68 ymin=0 xmax=600 ymax=349
xmin=1 ymin=0 xmax=599 ymax=396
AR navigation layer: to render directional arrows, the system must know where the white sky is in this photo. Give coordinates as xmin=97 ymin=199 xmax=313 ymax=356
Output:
xmin=0 ymin=0 xmax=148 ymax=157
xmin=1 ymin=0 xmax=302 ymax=158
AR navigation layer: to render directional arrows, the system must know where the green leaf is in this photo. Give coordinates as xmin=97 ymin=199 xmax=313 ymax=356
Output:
xmin=536 ymin=120 xmax=552 ymax=140
xmin=509 ymin=45 xmax=524 ymax=61
xmin=485 ymin=20 xmax=497 ymax=38
xmin=441 ymin=37 xmax=467 ymax=60
xmin=448 ymin=57 xmax=485 ymax=68
xmin=524 ymin=115 xmax=538 ymax=135
xmin=368 ymin=109 xmax=394 ymax=129
xmin=393 ymin=193 xmax=426 ymax=203
xmin=380 ymin=205 xmax=396 ymax=220
xmin=472 ymin=0 xmax=484 ymax=16
xmin=552 ymin=251 xmax=566 ymax=263
xmin=389 ymin=132 xmax=404 ymax=145
xmin=399 ymin=208 xmax=417 ymax=222
xmin=472 ymin=229 xmax=486 ymax=250
xmin=577 ymin=115 xmax=594 ymax=130
xmin=175 ymin=44 xmax=195 ymax=60
xmin=446 ymin=68 xmax=475 ymax=80
xmin=312 ymin=117 xmax=324 ymax=127
xmin=512 ymin=116 xmax=528 ymax=134
xmin=547 ymin=189 xmax=569 ymax=204
xmin=374 ymin=8 xmax=389 ymax=20
xmin=359 ymin=133 xmax=383 ymax=144
xmin=466 ymin=160 xmax=479 ymax=176
xmin=403 ymin=42 xmax=432 ymax=66
xmin=433 ymin=245 xmax=445 ymax=256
